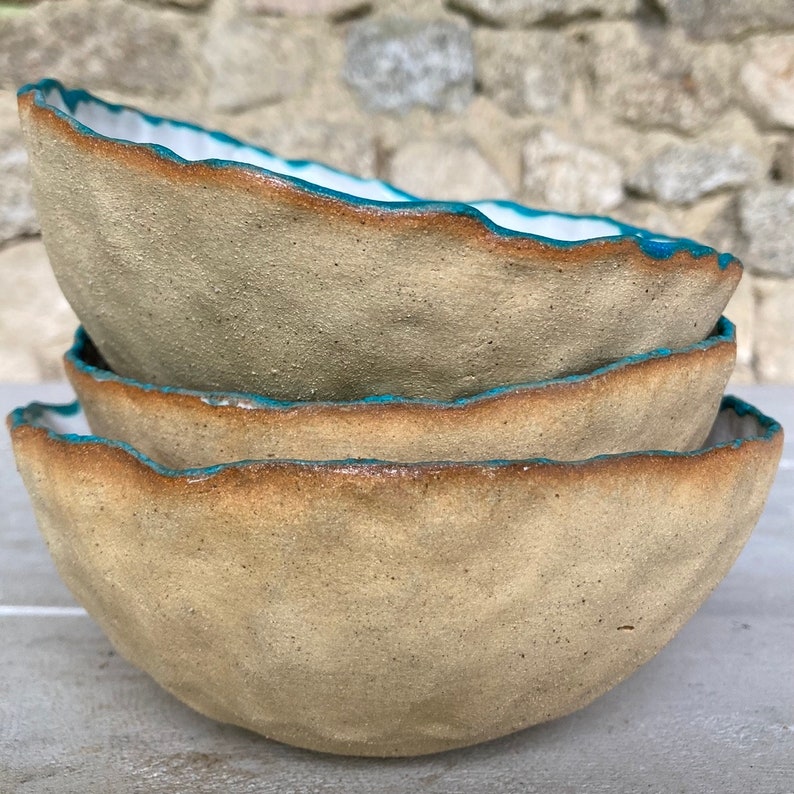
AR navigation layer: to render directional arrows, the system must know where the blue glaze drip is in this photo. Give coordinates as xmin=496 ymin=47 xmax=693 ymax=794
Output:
xmin=19 ymin=78 xmax=741 ymax=267
xmin=8 ymin=395 xmax=781 ymax=481
xmin=66 ymin=317 xmax=736 ymax=411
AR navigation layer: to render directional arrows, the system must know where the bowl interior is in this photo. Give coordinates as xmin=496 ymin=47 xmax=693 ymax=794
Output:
xmin=36 ymin=79 xmax=680 ymax=245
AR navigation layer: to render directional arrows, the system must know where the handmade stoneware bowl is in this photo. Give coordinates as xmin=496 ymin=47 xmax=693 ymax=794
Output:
xmin=8 ymin=397 xmax=782 ymax=757
xmin=19 ymin=79 xmax=742 ymax=400
xmin=65 ymin=320 xmax=736 ymax=467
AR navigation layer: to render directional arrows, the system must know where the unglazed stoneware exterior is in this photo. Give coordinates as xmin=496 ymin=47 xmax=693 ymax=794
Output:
xmin=65 ymin=320 xmax=737 ymax=467
xmin=8 ymin=397 xmax=782 ymax=757
xmin=19 ymin=79 xmax=742 ymax=400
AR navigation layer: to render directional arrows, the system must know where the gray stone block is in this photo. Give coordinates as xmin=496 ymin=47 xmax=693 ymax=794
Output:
xmin=343 ymin=17 xmax=474 ymax=114
xmin=474 ymin=29 xmax=570 ymax=116
xmin=740 ymin=36 xmax=794 ymax=130
xmin=659 ymin=0 xmax=794 ymax=40
xmin=629 ymin=143 xmax=760 ymax=205
xmin=739 ymin=187 xmax=794 ymax=278
xmin=754 ymin=277 xmax=794 ymax=383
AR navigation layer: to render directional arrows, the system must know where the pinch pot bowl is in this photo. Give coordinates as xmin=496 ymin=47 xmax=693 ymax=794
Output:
xmin=8 ymin=397 xmax=782 ymax=757
xmin=19 ymin=79 xmax=742 ymax=400
xmin=66 ymin=319 xmax=737 ymax=468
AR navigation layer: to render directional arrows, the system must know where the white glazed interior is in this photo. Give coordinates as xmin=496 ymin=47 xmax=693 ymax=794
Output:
xmin=44 ymin=86 xmax=641 ymax=243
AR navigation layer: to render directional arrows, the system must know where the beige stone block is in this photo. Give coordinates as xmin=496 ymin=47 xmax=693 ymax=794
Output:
xmin=725 ymin=271 xmax=755 ymax=384
xmin=613 ymin=200 xmax=683 ymax=239
xmin=754 ymin=276 xmax=794 ymax=384
xmin=0 ymin=0 xmax=200 ymax=97
xmin=464 ymin=96 xmax=526 ymax=195
xmin=522 ymin=128 xmax=623 ymax=213
xmin=588 ymin=23 xmax=735 ymax=135
xmin=0 ymin=239 xmax=78 ymax=382
xmin=245 ymin=120 xmax=377 ymax=179
xmin=741 ymin=36 xmax=794 ymax=130
xmin=203 ymin=15 xmax=317 ymax=113
xmin=389 ymin=139 xmax=510 ymax=201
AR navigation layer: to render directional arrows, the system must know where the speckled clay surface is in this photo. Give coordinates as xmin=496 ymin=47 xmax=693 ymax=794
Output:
xmin=8 ymin=398 xmax=782 ymax=757
xmin=19 ymin=80 xmax=742 ymax=400
xmin=65 ymin=320 xmax=736 ymax=467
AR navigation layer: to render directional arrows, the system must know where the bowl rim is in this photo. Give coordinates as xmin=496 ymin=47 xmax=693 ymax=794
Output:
xmin=66 ymin=318 xmax=736 ymax=411
xmin=7 ymin=395 xmax=781 ymax=480
xmin=19 ymin=78 xmax=739 ymax=268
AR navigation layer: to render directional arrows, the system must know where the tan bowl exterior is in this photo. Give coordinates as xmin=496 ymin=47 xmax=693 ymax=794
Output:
xmin=9 ymin=399 xmax=782 ymax=757
xmin=65 ymin=322 xmax=737 ymax=467
xmin=19 ymin=85 xmax=743 ymax=401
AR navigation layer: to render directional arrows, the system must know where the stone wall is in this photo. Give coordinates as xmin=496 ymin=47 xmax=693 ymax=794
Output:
xmin=1 ymin=0 xmax=793 ymax=383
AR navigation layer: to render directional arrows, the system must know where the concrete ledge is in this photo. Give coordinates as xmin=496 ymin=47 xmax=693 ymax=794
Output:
xmin=1 ymin=383 xmax=792 ymax=793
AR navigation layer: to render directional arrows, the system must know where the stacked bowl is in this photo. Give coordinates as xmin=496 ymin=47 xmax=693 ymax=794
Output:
xmin=8 ymin=79 xmax=783 ymax=757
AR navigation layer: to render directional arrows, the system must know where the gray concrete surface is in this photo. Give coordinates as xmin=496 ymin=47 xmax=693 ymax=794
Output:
xmin=1 ymin=383 xmax=792 ymax=793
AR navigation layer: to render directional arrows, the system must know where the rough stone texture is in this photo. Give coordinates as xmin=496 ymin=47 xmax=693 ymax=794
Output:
xmin=0 ymin=239 xmax=77 ymax=382
xmin=343 ymin=17 xmax=474 ymax=114
xmin=629 ymin=144 xmax=760 ymax=205
xmin=243 ymin=0 xmax=371 ymax=16
xmin=474 ymin=29 xmax=570 ymax=116
xmin=203 ymin=16 xmax=315 ymax=113
xmin=447 ymin=0 xmax=637 ymax=27
xmin=389 ymin=139 xmax=509 ymax=200
xmin=245 ymin=120 xmax=377 ymax=178
xmin=0 ymin=128 xmax=38 ymax=243
xmin=754 ymin=277 xmax=794 ymax=383
xmin=0 ymin=0 xmax=792 ymax=385
xmin=523 ymin=129 xmax=623 ymax=213
xmin=724 ymin=272 xmax=754 ymax=384
xmin=0 ymin=0 xmax=198 ymax=97
xmin=659 ymin=0 xmax=794 ymax=40
xmin=739 ymin=187 xmax=794 ymax=278
xmin=589 ymin=23 xmax=734 ymax=134
xmin=740 ymin=36 xmax=794 ymax=130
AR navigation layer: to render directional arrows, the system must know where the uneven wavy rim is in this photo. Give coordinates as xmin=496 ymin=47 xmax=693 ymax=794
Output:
xmin=66 ymin=318 xmax=736 ymax=411
xmin=7 ymin=396 xmax=781 ymax=480
xmin=19 ymin=78 xmax=738 ymax=267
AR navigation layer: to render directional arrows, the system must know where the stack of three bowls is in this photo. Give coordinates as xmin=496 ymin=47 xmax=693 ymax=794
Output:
xmin=8 ymin=79 xmax=783 ymax=757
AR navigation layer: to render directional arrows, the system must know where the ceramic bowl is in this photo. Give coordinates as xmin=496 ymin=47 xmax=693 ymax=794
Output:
xmin=8 ymin=397 xmax=782 ymax=757
xmin=19 ymin=79 xmax=742 ymax=401
xmin=65 ymin=320 xmax=736 ymax=468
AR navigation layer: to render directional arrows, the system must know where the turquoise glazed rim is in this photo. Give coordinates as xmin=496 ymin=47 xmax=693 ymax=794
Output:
xmin=67 ymin=317 xmax=735 ymax=410
xmin=7 ymin=395 xmax=781 ymax=478
xmin=19 ymin=78 xmax=738 ymax=268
